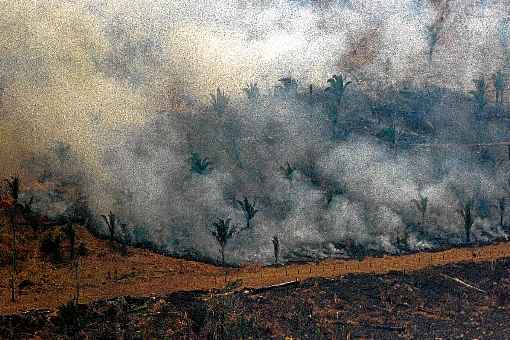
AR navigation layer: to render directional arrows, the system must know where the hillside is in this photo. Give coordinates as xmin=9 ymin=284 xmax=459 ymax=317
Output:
xmin=1 ymin=222 xmax=510 ymax=318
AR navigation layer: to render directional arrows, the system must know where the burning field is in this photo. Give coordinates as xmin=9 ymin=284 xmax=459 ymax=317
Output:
xmin=1 ymin=0 xmax=510 ymax=337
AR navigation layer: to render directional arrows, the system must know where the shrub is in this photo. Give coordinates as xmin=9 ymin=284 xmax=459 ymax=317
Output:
xmin=40 ymin=233 xmax=63 ymax=263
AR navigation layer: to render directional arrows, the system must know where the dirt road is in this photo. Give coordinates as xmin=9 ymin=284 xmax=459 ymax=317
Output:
xmin=1 ymin=227 xmax=509 ymax=315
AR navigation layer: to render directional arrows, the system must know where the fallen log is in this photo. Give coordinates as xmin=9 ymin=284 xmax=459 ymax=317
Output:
xmin=243 ymin=280 xmax=300 ymax=295
xmin=440 ymin=273 xmax=487 ymax=293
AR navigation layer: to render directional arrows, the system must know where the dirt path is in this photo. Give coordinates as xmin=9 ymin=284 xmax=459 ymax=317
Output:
xmin=2 ymin=231 xmax=510 ymax=315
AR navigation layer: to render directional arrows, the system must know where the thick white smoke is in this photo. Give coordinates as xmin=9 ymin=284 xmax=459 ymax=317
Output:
xmin=1 ymin=0 xmax=509 ymax=263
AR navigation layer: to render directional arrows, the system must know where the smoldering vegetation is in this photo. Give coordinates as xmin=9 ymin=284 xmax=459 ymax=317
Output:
xmin=1 ymin=0 xmax=510 ymax=264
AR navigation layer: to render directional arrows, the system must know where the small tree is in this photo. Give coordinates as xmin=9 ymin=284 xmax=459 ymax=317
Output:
xmin=457 ymin=199 xmax=475 ymax=243
xmin=190 ymin=152 xmax=211 ymax=175
xmin=412 ymin=194 xmax=429 ymax=225
xmin=210 ymin=218 xmax=237 ymax=266
xmin=243 ymin=82 xmax=260 ymax=100
xmin=210 ymin=87 xmax=229 ymax=113
xmin=470 ymin=77 xmax=487 ymax=114
xmin=237 ymin=197 xmax=259 ymax=230
xmin=101 ymin=211 xmax=117 ymax=246
xmin=272 ymin=235 xmax=280 ymax=265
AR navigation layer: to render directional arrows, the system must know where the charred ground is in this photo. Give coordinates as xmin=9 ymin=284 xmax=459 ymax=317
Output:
xmin=2 ymin=257 xmax=510 ymax=339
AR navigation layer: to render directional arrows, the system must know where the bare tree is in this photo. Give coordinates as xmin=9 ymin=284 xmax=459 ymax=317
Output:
xmin=494 ymin=70 xmax=505 ymax=107
xmin=498 ymin=197 xmax=506 ymax=227
xmin=64 ymin=223 xmax=76 ymax=260
xmin=272 ymin=235 xmax=280 ymax=265
xmin=210 ymin=218 xmax=237 ymax=266
xmin=73 ymin=243 xmax=88 ymax=304
xmin=412 ymin=194 xmax=429 ymax=225
xmin=470 ymin=77 xmax=487 ymax=114
xmin=457 ymin=198 xmax=475 ymax=243
xmin=4 ymin=176 xmax=20 ymax=303
xmin=101 ymin=211 xmax=117 ymax=246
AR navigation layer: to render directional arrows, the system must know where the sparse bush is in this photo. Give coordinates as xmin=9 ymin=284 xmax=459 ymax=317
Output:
xmin=280 ymin=162 xmax=295 ymax=181
xmin=190 ymin=302 xmax=208 ymax=333
xmin=55 ymin=300 xmax=89 ymax=337
xmin=190 ymin=152 xmax=211 ymax=175
xmin=40 ymin=232 xmax=63 ymax=263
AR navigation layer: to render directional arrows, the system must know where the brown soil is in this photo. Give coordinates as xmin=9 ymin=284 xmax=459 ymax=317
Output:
xmin=1 ymin=223 xmax=509 ymax=316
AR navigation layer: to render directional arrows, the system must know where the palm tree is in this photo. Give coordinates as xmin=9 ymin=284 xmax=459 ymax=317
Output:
xmin=494 ymin=71 xmax=505 ymax=107
xmin=243 ymin=82 xmax=260 ymax=100
xmin=237 ymin=197 xmax=259 ymax=230
xmin=457 ymin=199 xmax=475 ymax=243
xmin=412 ymin=194 xmax=429 ymax=225
xmin=325 ymin=74 xmax=351 ymax=106
xmin=470 ymin=77 xmax=487 ymax=114
xmin=210 ymin=88 xmax=229 ymax=113
xmin=211 ymin=218 xmax=237 ymax=266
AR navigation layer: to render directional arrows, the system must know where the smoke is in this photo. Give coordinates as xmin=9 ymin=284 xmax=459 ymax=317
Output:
xmin=1 ymin=0 xmax=510 ymax=263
